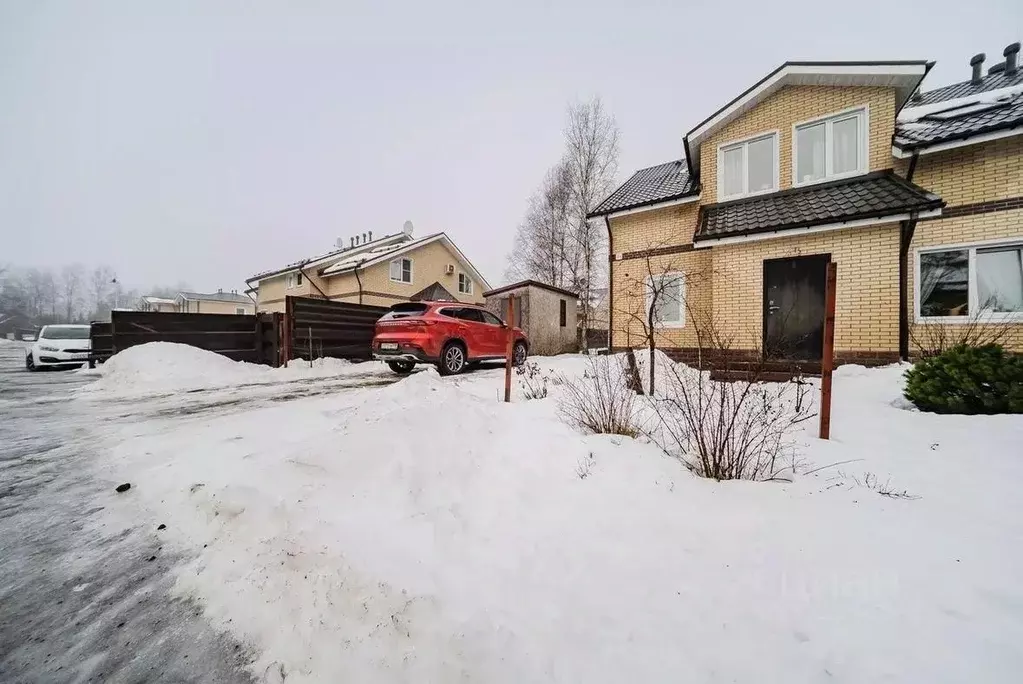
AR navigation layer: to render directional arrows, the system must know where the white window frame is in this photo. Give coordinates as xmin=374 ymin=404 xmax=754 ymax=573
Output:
xmin=646 ymin=271 xmax=686 ymax=329
xmin=390 ymin=257 xmax=413 ymax=284
xmin=235 ymin=307 xmax=246 ymax=315
xmin=285 ymin=273 xmax=296 ymax=289
xmin=914 ymin=237 xmax=1023 ymax=324
xmin=458 ymin=272 xmax=473 ymax=294
xmin=792 ymin=105 xmax=869 ymax=187
xmin=716 ymin=131 xmax=779 ymax=200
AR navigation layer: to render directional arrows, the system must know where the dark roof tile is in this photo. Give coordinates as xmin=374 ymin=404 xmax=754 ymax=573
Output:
xmin=588 ymin=160 xmax=697 ymax=217
xmin=895 ymin=93 xmax=1023 ymax=150
xmin=695 ymin=171 xmax=943 ymax=242
xmin=912 ymin=68 xmax=1023 ymax=106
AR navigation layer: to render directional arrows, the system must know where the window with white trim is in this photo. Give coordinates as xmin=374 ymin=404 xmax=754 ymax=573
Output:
xmin=458 ymin=272 xmax=472 ymax=294
xmin=718 ymin=132 xmax=778 ymax=199
xmin=285 ymin=272 xmax=302 ymax=289
xmin=235 ymin=307 xmax=246 ymax=315
xmin=389 ymin=257 xmax=413 ymax=284
xmin=794 ymin=107 xmax=867 ymax=185
xmin=917 ymin=242 xmax=1023 ymax=321
xmin=646 ymin=272 xmax=685 ymax=327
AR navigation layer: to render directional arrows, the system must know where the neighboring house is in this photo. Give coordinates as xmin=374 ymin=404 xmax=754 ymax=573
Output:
xmin=137 ymin=296 xmax=177 ymax=313
xmin=177 ymin=291 xmax=255 ymax=315
xmin=137 ymin=291 xmax=255 ymax=315
xmin=588 ymin=42 xmax=1023 ymax=366
xmin=247 ymin=222 xmax=490 ymax=312
xmin=483 ymin=280 xmax=578 ymax=355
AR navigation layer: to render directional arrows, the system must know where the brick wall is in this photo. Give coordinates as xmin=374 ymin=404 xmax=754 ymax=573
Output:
xmin=900 ymin=136 xmax=1023 ymax=206
xmin=701 ymin=85 xmax=896 ymax=205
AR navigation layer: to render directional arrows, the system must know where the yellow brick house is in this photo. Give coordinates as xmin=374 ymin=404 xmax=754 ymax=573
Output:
xmin=247 ymin=222 xmax=490 ymax=312
xmin=589 ymin=42 xmax=1023 ymax=367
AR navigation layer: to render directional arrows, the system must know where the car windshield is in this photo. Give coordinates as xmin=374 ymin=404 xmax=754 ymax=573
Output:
xmin=40 ymin=326 xmax=89 ymax=340
xmin=380 ymin=303 xmax=429 ymax=320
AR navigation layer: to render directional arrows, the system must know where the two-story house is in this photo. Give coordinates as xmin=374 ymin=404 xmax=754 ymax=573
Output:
xmin=589 ymin=42 xmax=1023 ymax=368
xmin=246 ymin=222 xmax=490 ymax=312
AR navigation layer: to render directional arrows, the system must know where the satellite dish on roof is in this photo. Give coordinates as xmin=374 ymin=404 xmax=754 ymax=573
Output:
xmin=402 ymin=220 xmax=414 ymax=237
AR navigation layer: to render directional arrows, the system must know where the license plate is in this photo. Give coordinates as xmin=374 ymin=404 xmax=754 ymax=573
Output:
xmin=380 ymin=342 xmax=399 ymax=350
xmin=72 ymin=354 xmax=88 ymax=360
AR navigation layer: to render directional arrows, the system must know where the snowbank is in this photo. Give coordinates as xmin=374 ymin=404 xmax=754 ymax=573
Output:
xmin=88 ymin=355 xmax=1023 ymax=682
xmin=79 ymin=342 xmax=386 ymax=396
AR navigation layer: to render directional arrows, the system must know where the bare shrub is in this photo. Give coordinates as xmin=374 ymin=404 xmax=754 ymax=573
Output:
xmin=910 ymin=308 xmax=1016 ymax=358
xmin=575 ymin=452 xmax=595 ymax=479
xmin=516 ymin=361 xmax=550 ymax=399
xmin=838 ymin=471 xmax=919 ymax=500
xmin=559 ymin=356 xmax=638 ymax=437
xmin=647 ymin=363 xmax=815 ymax=481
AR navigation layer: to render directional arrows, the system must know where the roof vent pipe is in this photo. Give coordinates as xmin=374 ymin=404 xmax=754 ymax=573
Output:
xmin=971 ymin=53 xmax=986 ymax=84
xmin=350 ymin=237 xmax=355 ymax=248
xmin=362 ymin=233 xmax=367 ymax=243
xmin=368 ymin=230 xmax=372 ymax=241
xmin=1005 ymin=42 xmax=1020 ymax=74
xmin=988 ymin=62 xmax=1006 ymax=76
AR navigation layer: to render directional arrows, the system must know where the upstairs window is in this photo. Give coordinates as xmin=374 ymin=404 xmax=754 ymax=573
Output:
xmin=285 ymin=272 xmax=302 ymax=289
xmin=794 ymin=107 xmax=867 ymax=185
xmin=390 ymin=257 xmax=413 ymax=284
xmin=458 ymin=272 xmax=472 ymax=294
xmin=718 ymin=132 xmax=778 ymax=199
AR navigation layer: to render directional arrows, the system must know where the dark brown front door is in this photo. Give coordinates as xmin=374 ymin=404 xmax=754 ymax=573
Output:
xmin=763 ymin=254 xmax=829 ymax=360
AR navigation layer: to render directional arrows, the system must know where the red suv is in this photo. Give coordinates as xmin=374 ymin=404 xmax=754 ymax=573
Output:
xmin=373 ymin=301 xmax=528 ymax=375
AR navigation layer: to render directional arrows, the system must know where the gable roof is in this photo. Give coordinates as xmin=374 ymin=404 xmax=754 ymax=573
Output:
xmin=912 ymin=61 xmax=1023 ymax=106
xmin=410 ymin=282 xmax=457 ymax=302
xmin=683 ymin=61 xmax=932 ymax=176
xmin=320 ymin=232 xmax=492 ymax=292
xmin=483 ymin=279 xmax=579 ymax=299
xmin=247 ymin=231 xmax=410 ymax=283
xmin=695 ymin=170 xmax=942 ymax=244
xmin=587 ymin=160 xmax=698 ymax=218
xmin=177 ymin=291 xmax=254 ymax=304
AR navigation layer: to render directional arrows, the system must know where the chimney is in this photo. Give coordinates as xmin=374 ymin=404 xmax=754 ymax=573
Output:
xmin=1005 ymin=42 xmax=1020 ymax=74
xmin=971 ymin=53 xmax=986 ymax=84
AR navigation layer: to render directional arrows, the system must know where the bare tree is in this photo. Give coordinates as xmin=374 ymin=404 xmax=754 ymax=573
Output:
xmin=505 ymin=161 xmax=574 ymax=286
xmin=60 ymin=264 xmax=85 ymax=322
xmin=89 ymin=266 xmax=115 ymax=319
xmin=564 ymin=97 xmax=619 ymax=351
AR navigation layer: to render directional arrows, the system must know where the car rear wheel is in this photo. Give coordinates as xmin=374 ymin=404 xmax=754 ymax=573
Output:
xmin=438 ymin=342 xmax=466 ymax=376
xmin=386 ymin=360 xmax=415 ymax=375
xmin=25 ymin=354 xmax=36 ymax=372
xmin=512 ymin=341 xmax=527 ymax=367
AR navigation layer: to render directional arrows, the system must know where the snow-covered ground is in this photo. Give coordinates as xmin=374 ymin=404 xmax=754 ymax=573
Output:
xmin=81 ymin=345 xmax=1023 ymax=683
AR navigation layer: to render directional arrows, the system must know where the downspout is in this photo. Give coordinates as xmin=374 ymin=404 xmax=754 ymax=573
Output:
xmin=604 ymin=215 xmax=614 ymax=351
xmin=353 ymin=261 xmax=366 ymax=305
xmin=898 ymin=151 xmax=920 ymax=361
xmin=299 ymin=262 xmax=329 ymax=300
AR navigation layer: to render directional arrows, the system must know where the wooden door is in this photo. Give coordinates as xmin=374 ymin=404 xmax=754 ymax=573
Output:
xmin=762 ymin=255 xmax=829 ymax=360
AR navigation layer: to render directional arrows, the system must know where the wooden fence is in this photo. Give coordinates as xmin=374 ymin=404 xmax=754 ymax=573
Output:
xmin=89 ymin=321 xmax=114 ymax=365
xmin=93 ymin=311 xmax=280 ymax=366
xmin=284 ymin=296 xmax=388 ymax=361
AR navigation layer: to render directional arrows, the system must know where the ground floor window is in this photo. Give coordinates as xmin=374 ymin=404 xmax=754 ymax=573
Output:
xmin=646 ymin=272 xmax=685 ymax=327
xmin=917 ymin=240 xmax=1023 ymax=321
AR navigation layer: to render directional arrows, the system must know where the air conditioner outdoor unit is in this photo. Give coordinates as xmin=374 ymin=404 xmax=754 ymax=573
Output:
xmin=445 ymin=264 xmax=455 ymax=274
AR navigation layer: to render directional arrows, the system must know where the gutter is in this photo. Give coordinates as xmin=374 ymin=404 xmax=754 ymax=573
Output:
xmin=604 ymin=215 xmax=614 ymax=351
xmin=299 ymin=262 xmax=329 ymax=300
xmin=353 ymin=260 xmax=366 ymax=305
xmin=898 ymin=151 xmax=921 ymax=361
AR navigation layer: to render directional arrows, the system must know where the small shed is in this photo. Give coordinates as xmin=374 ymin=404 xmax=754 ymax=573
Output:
xmin=483 ymin=280 xmax=579 ymax=356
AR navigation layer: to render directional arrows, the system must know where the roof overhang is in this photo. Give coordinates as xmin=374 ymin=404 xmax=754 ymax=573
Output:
xmin=693 ymin=208 xmax=943 ymax=248
xmin=683 ymin=61 xmax=932 ymax=177
xmin=892 ymin=124 xmax=1023 ymax=158
xmin=590 ymin=193 xmax=701 ymax=220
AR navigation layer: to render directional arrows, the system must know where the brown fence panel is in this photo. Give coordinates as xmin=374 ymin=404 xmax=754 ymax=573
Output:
xmin=287 ymin=296 xmax=389 ymax=361
xmin=104 ymin=310 xmax=279 ymax=366
xmin=89 ymin=322 xmax=113 ymax=365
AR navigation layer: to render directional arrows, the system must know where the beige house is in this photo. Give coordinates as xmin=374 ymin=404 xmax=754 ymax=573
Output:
xmin=589 ymin=43 xmax=1023 ymax=366
xmin=247 ymin=224 xmax=490 ymax=313
xmin=137 ymin=291 xmax=255 ymax=315
xmin=483 ymin=280 xmax=579 ymax=355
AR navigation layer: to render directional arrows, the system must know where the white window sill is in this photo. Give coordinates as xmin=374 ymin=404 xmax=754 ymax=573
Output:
xmin=915 ymin=314 xmax=1023 ymax=325
xmin=390 ymin=278 xmax=413 ymax=285
xmin=793 ymin=168 xmax=868 ymax=189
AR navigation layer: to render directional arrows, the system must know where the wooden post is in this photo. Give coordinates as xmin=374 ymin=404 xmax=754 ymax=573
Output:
xmin=819 ymin=262 xmax=837 ymax=440
xmin=504 ymin=297 xmax=514 ymax=403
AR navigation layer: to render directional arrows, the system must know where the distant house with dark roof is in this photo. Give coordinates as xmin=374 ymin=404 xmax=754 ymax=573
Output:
xmin=589 ymin=42 xmax=1023 ymax=365
xmin=245 ymin=222 xmax=490 ymax=313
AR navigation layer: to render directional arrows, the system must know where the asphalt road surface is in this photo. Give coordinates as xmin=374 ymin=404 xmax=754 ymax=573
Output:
xmin=0 ymin=341 xmax=255 ymax=684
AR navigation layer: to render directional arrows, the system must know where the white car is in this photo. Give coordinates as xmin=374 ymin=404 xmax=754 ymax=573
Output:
xmin=26 ymin=324 xmax=92 ymax=371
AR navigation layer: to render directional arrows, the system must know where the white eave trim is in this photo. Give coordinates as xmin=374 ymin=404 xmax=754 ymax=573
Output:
xmin=692 ymin=208 xmax=943 ymax=248
xmin=688 ymin=63 xmax=929 ymax=143
xmin=892 ymin=125 xmax=1023 ymax=158
xmin=600 ymin=195 xmax=701 ymax=219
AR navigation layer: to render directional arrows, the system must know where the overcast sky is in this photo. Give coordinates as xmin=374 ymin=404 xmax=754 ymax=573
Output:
xmin=1 ymin=0 xmax=1019 ymax=292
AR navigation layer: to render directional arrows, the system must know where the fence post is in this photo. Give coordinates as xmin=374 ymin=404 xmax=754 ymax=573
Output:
xmin=819 ymin=262 xmax=837 ymax=440
xmin=504 ymin=297 xmax=514 ymax=403
xmin=283 ymin=296 xmax=293 ymax=365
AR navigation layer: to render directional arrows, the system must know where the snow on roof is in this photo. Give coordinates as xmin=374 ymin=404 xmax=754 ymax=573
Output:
xmin=142 ymin=296 xmax=177 ymax=305
xmin=898 ymin=82 xmax=1023 ymax=122
xmin=320 ymin=236 xmax=431 ymax=275
xmin=177 ymin=291 xmax=253 ymax=304
xmin=248 ymin=231 xmax=409 ymax=282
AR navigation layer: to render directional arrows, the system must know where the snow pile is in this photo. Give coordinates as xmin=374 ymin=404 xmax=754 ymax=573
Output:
xmin=88 ymin=356 xmax=1023 ymax=682
xmin=82 ymin=342 xmax=272 ymax=394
